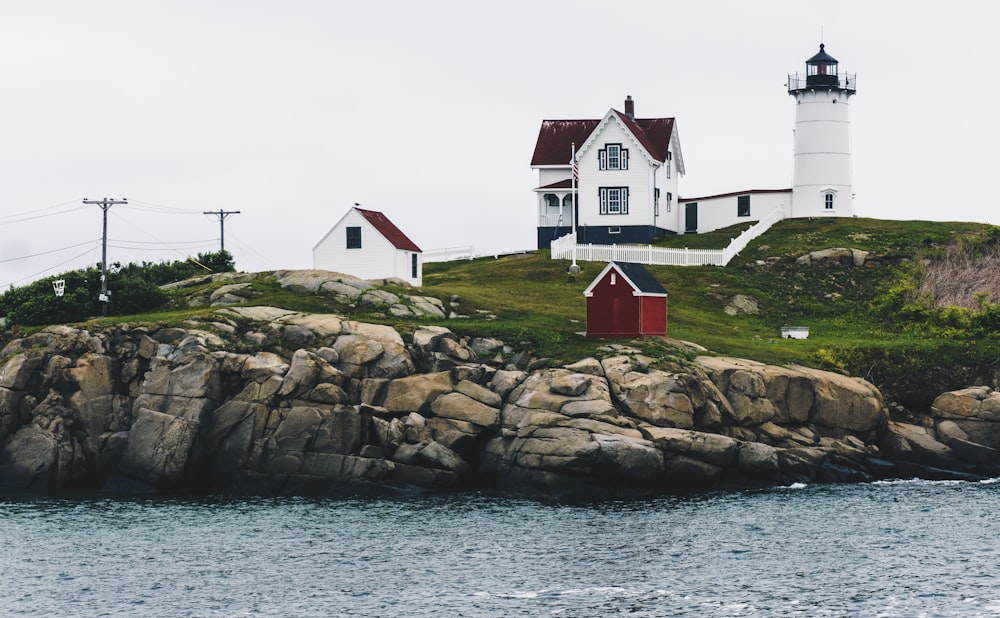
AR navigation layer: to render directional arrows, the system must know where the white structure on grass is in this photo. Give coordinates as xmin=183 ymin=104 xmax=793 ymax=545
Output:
xmin=313 ymin=207 xmax=423 ymax=287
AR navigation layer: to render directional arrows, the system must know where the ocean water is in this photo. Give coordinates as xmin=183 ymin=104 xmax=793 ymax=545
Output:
xmin=2 ymin=479 xmax=1000 ymax=617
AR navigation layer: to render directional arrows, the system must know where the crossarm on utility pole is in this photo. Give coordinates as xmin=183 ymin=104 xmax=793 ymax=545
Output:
xmin=204 ymin=209 xmax=241 ymax=252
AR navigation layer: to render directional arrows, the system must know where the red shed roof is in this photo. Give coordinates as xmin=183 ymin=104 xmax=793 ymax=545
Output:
xmin=356 ymin=208 xmax=422 ymax=253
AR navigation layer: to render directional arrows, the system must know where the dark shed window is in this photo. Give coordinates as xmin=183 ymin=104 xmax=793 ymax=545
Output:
xmin=346 ymin=226 xmax=362 ymax=249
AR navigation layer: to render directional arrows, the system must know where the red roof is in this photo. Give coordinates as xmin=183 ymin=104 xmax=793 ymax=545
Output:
xmin=535 ymin=178 xmax=574 ymax=190
xmin=355 ymin=208 xmax=422 ymax=252
xmin=530 ymin=119 xmax=600 ymax=166
xmin=679 ymin=188 xmax=792 ymax=202
xmin=530 ymin=113 xmax=675 ymax=166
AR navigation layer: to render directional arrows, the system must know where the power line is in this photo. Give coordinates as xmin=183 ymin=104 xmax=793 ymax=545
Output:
xmin=107 ymin=243 xmax=218 ymax=252
xmin=0 ymin=239 xmax=99 ymax=263
xmin=1 ymin=244 xmax=100 ymax=289
xmin=108 ymin=238 xmax=217 ymax=246
xmin=0 ymin=205 xmax=86 ymax=225
xmin=127 ymin=200 xmax=205 ymax=215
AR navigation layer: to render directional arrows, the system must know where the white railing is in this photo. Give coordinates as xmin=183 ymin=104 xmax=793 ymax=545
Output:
xmin=424 ymin=246 xmax=531 ymax=263
xmin=423 ymin=245 xmax=474 ymax=262
xmin=551 ymin=207 xmax=785 ymax=267
xmin=539 ymin=213 xmax=573 ymax=227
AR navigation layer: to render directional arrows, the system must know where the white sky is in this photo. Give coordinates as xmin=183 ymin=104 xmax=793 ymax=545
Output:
xmin=1 ymin=0 xmax=997 ymax=289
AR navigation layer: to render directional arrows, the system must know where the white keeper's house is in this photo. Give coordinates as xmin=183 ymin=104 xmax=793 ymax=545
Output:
xmin=531 ymin=44 xmax=856 ymax=249
xmin=313 ymin=206 xmax=423 ymax=287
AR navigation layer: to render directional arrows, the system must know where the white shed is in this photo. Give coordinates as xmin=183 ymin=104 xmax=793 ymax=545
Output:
xmin=313 ymin=207 xmax=423 ymax=287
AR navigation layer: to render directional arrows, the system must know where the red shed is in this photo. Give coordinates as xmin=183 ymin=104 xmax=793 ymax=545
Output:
xmin=583 ymin=262 xmax=667 ymax=337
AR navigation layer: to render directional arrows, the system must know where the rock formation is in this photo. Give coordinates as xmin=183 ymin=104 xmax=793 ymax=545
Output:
xmin=0 ymin=306 xmax=987 ymax=497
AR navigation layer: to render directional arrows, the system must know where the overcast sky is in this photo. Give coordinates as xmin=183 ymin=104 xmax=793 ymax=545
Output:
xmin=1 ymin=1 xmax=997 ymax=289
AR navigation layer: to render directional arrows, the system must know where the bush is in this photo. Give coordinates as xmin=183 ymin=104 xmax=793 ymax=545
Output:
xmin=0 ymin=251 xmax=236 ymax=326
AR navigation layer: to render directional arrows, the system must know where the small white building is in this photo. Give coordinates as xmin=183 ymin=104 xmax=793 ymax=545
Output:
xmin=679 ymin=189 xmax=791 ymax=234
xmin=313 ymin=207 xmax=423 ymax=287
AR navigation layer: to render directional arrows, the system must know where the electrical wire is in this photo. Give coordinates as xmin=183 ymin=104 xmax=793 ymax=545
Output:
xmin=1 ymin=244 xmax=100 ymax=289
xmin=0 ymin=240 xmax=100 ymax=264
xmin=0 ymin=204 xmax=88 ymax=225
xmin=126 ymin=200 xmax=207 ymax=215
xmin=108 ymin=238 xmax=217 ymax=246
xmin=107 ymin=243 xmax=218 ymax=252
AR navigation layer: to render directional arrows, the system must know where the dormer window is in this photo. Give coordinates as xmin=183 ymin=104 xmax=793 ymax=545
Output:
xmin=599 ymin=144 xmax=628 ymax=170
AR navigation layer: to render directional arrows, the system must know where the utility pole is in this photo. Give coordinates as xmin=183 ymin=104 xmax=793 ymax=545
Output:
xmin=203 ymin=209 xmax=241 ymax=252
xmin=83 ymin=197 xmax=127 ymax=316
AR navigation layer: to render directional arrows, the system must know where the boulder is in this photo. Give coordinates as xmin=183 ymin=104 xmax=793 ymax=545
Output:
xmin=594 ymin=434 xmax=664 ymax=481
xmin=610 ymin=370 xmax=697 ymax=428
xmin=431 ymin=392 xmax=500 ymax=429
xmin=0 ymin=425 xmax=85 ymax=489
xmin=382 ymin=372 xmax=453 ymax=414
xmin=120 ymin=408 xmax=199 ymax=487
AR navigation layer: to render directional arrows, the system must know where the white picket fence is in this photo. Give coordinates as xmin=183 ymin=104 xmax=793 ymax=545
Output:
xmin=551 ymin=207 xmax=785 ymax=267
xmin=424 ymin=245 xmax=530 ymax=263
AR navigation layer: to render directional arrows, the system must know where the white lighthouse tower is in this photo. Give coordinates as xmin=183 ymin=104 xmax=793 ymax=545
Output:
xmin=788 ymin=44 xmax=856 ymax=218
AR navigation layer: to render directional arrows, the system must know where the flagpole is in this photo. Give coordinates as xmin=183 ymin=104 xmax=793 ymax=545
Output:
xmin=571 ymin=142 xmax=578 ymax=267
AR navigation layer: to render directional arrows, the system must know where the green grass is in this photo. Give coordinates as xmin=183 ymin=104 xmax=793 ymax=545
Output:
xmin=418 ymin=217 xmax=1000 ymax=377
xmin=12 ymin=216 xmax=1000 ymax=395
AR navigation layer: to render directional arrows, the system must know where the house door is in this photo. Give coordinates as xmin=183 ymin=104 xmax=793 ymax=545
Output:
xmin=685 ymin=202 xmax=698 ymax=233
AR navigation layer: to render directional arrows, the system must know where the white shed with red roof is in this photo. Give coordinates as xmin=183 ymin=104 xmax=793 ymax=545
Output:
xmin=313 ymin=207 xmax=423 ymax=287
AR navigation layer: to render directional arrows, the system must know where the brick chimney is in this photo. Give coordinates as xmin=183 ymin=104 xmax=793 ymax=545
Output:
xmin=624 ymin=95 xmax=634 ymax=120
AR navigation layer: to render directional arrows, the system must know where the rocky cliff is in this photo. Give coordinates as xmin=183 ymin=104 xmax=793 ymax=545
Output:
xmin=0 ymin=305 xmax=993 ymax=497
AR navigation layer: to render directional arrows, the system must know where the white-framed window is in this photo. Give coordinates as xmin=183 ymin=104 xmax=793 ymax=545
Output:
xmin=610 ymin=273 xmax=617 ymax=285
xmin=598 ymin=144 xmax=628 ymax=170
xmin=666 ymin=191 xmax=672 ymax=213
xmin=609 ymin=226 xmax=621 ymax=234
xmin=665 ymin=151 xmax=672 ymax=178
xmin=738 ymin=195 xmax=751 ymax=217
xmin=654 ymin=188 xmax=660 ymax=217
xmin=599 ymin=187 xmax=629 ymax=214
xmin=824 ymin=192 xmax=835 ymax=210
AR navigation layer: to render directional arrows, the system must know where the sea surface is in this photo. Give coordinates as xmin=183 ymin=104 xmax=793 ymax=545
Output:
xmin=2 ymin=479 xmax=1000 ymax=617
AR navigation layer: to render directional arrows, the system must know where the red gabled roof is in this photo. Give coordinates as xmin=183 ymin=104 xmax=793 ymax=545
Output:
xmin=679 ymin=188 xmax=792 ymax=202
xmin=535 ymin=178 xmax=574 ymax=190
xmin=530 ymin=119 xmax=600 ymax=166
xmin=618 ymin=113 xmax=675 ymax=163
xmin=530 ymin=113 xmax=675 ymax=166
xmin=355 ymin=208 xmax=422 ymax=252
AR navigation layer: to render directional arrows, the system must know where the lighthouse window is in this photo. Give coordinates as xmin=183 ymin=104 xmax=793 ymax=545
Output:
xmin=598 ymin=144 xmax=628 ymax=170
xmin=824 ymin=193 xmax=835 ymax=210
xmin=737 ymin=195 xmax=751 ymax=217
xmin=599 ymin=187 xmax=629 ymax=214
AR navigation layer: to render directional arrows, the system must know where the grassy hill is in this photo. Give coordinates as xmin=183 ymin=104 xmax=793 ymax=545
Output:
xmin=417 ymin=217 xmax=1000 ymax=391
xmin=6 ymin=217 xmax=1000 ymax=412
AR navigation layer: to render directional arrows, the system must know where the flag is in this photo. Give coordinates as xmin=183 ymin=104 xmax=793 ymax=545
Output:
xmin=571 ymin=143 xmax=578 ymax=182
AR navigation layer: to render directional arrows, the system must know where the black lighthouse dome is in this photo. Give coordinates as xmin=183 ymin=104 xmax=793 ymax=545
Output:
xmin=805 ymin=43 xmax=839 ymax=87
